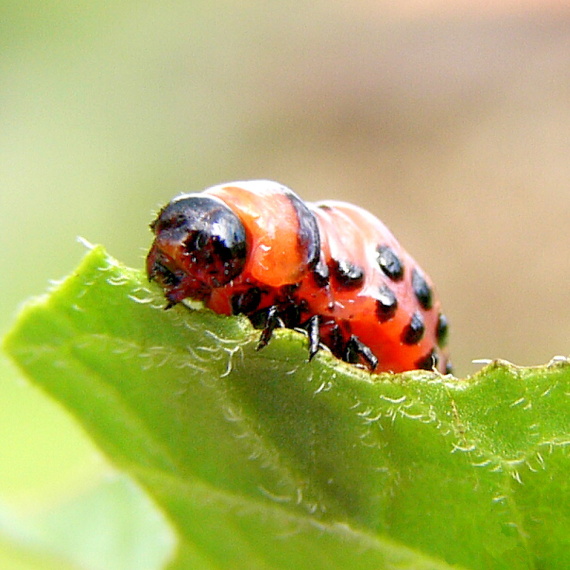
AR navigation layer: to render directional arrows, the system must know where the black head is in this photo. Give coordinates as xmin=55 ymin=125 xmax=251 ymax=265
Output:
xmin=146 ymin=194 xmax=247 ymax=305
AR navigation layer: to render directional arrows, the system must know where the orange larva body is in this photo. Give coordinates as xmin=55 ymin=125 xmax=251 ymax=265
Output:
xmin=147 ymin=180 xmax=450 ymax=374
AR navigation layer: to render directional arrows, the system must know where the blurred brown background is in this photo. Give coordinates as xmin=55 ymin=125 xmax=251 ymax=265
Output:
xmin=0 ymin=0 xmax=569 ymax=545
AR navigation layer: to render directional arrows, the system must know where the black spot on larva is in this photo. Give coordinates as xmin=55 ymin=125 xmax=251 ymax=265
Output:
xmin=283 ymin=189 xmax=321 ymax=270
xmin=231 ymin=287 xmax=262 ymax=315
xmin=330 ymin=259 xmax=364 ymax=289
xmin=328 ymin=322 xmax=345 ymax=359
xmin=376 ymin=245 xmax=404 ymax=281
xmin=412 ymin=268 xmax=433 ymax=310
xmin=416 ymin=349 xmax=439 ymax=370
xmin=445 ymin=361 xmax=454 ymax=375
xmin=375 ymin=285 xmax=398 ymax=322
xmin=436 ymin=313 xmax=449 ymax=347
xmin=312 ymin=258 xmax=329 ymax=288
xmin=280 ymin=283 xmax=301 ymax=297
xmin=401 ymin=310 xmax=425 ymax=345
xmin=295 ymin=297 xmax=309 ymax=314
xmin=279 ymin=302 xmax=303 ymax=329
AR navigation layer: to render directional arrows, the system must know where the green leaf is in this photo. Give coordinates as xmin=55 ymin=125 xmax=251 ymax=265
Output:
xmin=3 ymin=245 xmax=570 ymax=569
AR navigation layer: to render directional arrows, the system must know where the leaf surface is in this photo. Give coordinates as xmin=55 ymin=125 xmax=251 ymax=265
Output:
xmin=4 ymin=246 xmax=570 ymax=569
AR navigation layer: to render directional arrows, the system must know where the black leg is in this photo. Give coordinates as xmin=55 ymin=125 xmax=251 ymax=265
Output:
xmin=305 ymin=315 xmax=320 ymax=361
xmin=256 ymin=305 xmax=282 ymax=351
xmin=345 ymin=335 xmax=378 ymax=371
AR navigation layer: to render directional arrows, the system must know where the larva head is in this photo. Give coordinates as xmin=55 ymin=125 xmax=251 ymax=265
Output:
xmin=146 ymin=194 xmax=247 ymax=306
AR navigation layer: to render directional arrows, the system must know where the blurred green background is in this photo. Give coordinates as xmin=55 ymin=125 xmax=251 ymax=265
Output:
xmin=1 ymin=0 xmax=569 ymax=566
